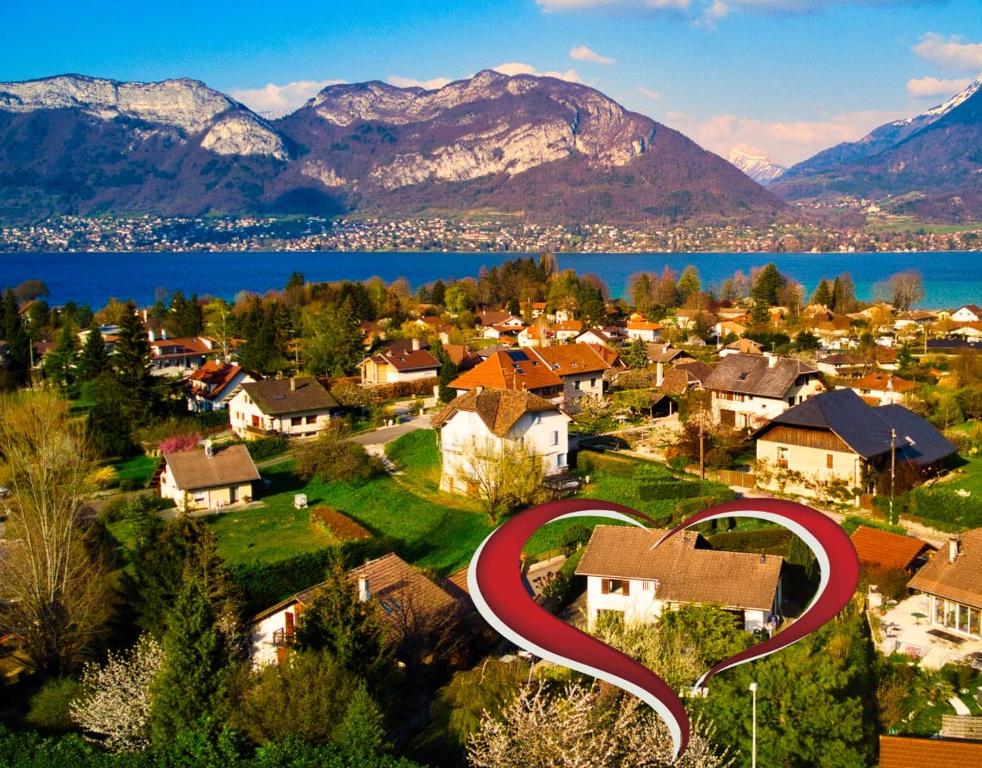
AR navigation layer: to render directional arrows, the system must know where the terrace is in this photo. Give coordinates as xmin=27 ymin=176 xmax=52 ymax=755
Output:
xmin=876 ymin=593 xmax=982 ymax=670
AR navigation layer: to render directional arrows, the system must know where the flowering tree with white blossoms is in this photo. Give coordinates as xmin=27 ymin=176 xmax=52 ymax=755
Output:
xmin=70 ymin=634 xmax=164 ymax=751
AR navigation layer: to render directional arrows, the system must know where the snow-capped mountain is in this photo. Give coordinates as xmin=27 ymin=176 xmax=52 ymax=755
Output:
xmin=726 ymin=145 xmax=786 ymax=185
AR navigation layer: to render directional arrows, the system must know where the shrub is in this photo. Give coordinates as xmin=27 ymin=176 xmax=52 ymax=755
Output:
xmin=294 ymin=429 xmax=383 ymax=485
xmin=862 ymin=565 xmax=909 ymax=602
xmin=118 ymin=476 xmax=148 ymax=492
xmin=25 ymin=678 xmax=81 ymax=732
xmin=158 ymin=432 xmax=201 ymax=454
xmin=311 ymin=507 xmax=372 ymax=542
xmin=541 ymin=548 xmax=585 ymax=608
xmin=575 ymin=450 xmax=639 ymax=478
xmin=638 ymin=479 xmax=704 ymax=500
xmin=558 ymin=524 xmax=592 ymax=554
xmin=87 ymin=466 xmax=118 ymax=491
xmin=243 ymin=436 xmax=289 ymax=461
xmin=904 ymin=487 xmax=982 ymax=531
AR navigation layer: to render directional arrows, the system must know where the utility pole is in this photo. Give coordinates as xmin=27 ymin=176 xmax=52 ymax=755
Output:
xmin=889 ymin=427 xmax=897 ymax=525
xmin=699 ymin=418 xmax=705 ymax=480
xmin=749 ymin=681 xmax=758 ymax=768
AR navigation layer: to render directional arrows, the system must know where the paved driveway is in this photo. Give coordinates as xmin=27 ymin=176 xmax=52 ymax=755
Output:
xmin=348 ymin=414 xmax=432 ymax=446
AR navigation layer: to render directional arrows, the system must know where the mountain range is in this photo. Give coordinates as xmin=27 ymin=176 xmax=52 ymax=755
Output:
xmin=775 ymin=79 xmax=982 ymax=221
xmin=726 ymin=145 xmax=786 ymax=185
xmin=0 ymin=71 xmax=783 ymax=225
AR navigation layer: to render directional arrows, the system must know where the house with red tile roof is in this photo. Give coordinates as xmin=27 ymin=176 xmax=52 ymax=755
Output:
xmin=148 ymin=336 xmax=217 ymax=375
xmin=357 ymin=339 xmax=440 ymax=386
xmin=187 ymin=361 xmax=257 ymax=413
xmin=625 ymin=313 xmax=662 ymax=342
xmin=847 ymin=372 xmax=919 ymax=406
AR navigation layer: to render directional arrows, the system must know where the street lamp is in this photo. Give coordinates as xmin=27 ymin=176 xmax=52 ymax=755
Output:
xmin=749 ymin=681 xmax=758 ymax=768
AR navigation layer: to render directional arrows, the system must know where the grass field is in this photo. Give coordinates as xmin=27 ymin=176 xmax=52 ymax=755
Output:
xmin=112 ymin=454 xmax=158 ymax=486
xmin=948 ymin=456 xmax=982 ymax=496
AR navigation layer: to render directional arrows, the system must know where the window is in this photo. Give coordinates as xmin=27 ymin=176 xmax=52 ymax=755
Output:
xmin=291 ymin=416 xmax=303 ymax=427
xmin=826 ymin=453 xmax=834 ymax=469
xmin=575 ymin=380 xmax=582 ymax=390
xmin=306 ymin=415 xmax=317 ymax=424
xmin=550 ymin=430 xmax=559 ymax=446
xmin=777 ymin=446 xmax=789 ymax=468
xmin=531 ymin=413 xmax=541 ymax=425
xmin=591 ymin=377 xmax=598 ymax=388
xmin=601 ymin=579 xmax=630 ymax=596
xmin=557 ymin=453 xmax=566 ymax=467
xmin=642 ymin=580 xmax=654 ymax=591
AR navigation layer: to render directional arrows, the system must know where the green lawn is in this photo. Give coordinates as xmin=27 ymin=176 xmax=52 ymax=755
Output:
xmin=949 ymin=456 xmax=982 ymax=496
xmin=112 ymin=454 xmax=159 ymax=485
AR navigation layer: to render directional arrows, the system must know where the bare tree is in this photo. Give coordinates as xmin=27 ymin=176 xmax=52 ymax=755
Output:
xmin=875 ymin=270 xmax=924 ymax=312
xmin=70 ymin=634 xmax=164 ymax=752
xmin=456 ymin=437 xmax=547 ymax=522
xmin=467 ymin=682 xmax=731 ymax=768
xmin=0 ymin=389 xmax=113 ymax=672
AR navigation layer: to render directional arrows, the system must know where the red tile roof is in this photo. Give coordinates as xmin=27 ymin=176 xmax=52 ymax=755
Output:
xmin=878 ymin=735 xmax=982 ymax=768
xmin=851 ymin=372 xmax=918 ymax=394
xmin=450 ymin=350 xmax=563 ymax=392
xmin=849 ymin=526 xmax=931 ymax=571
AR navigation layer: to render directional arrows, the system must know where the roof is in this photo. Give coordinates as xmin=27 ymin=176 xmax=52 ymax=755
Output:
xmin=443 ymin=343 xmax=479 ymax=369
xmin=164 ymin=445 xmax=260 ymax=491
xmin=149 ymin=336 xmax=214 ymax=359
xmin=754 ymin=389 xmax=956 ymax=466
xmin=450 ymin=349 xmax=563 ymax=392
xmin=878 ymin=735 xmax=982 ymax=768
xmin=908 ymin=529 xmax=982 ymax=608
xmin=849 ymin=526 xmax=931 ymax=571
xmin=432 ymin=389 xmax=564 ymax=437
xmin=576 ymin=526 xmax=783 ymax=612
xmin=240 ymin=377 xmax=338 ymax=415
xmin=850 ymin=372 xmax=918 ymax=394
xmin=645 ymin=343 xmax=687 ymax=364
xmin=661 ymin=361 xmax=715 ymax=395
xmin=363 ymin=341 xmax=440 ymax=372
xmin=703 ymin=354 xmax=818 ymax=399
xmin=531 ymin=344 xmax=617 ymax=377
xmin=189 ymin=361 xmax=251 ymax=400
xmin=626 ymin=316 xmax=662 ymax=331
xmin=955 ymin=304 xmax=982 ymax=316
xmin=724 ymin=338 xmax=763 ymax=355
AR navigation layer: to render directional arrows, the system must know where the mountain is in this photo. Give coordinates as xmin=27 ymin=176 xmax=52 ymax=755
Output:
xmin=726 ymin=145 xmax=785 ymax=185
xmin=0 ymin=71 xmax=783 ymax=224
xmin=774 ymin=79 xmax=982 ymax=220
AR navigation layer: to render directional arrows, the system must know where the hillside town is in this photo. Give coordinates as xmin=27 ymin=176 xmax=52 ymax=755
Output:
xmin=2 ymin=255 xmax=982 ymax=768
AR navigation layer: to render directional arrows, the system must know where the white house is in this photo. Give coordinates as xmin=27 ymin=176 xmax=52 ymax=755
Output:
xmin=625 ymin=314 xmax=662 ymax=342
xmin=148 ymin=336 xmax=216 ymax=376
xmin=432 ymin=389 xmax=571 ymax=494
xmin=229 ymin=377 xmax=339 ymax=439
xmin=187 ymin=361 xmax=256 ymax=412
xmin=847 ymin=372 xmax=919 ymax=406
xmin=357 ymin=339 xmax=440 ymax=386
xmin=160 ymin=444 xmax=260 ymax=512
xmin=703 ymin=353 xmax=824 ymax=430
xmin=951 ymin=304 xmax=982 ymax=324
xmin=576 ymin=526 xmax=783 ymax=632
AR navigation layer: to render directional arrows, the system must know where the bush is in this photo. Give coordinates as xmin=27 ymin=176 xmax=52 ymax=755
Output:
xmin=25 ymin=678 xmax=81 ymax=732
xmin=311 ymin=507 xmax=372 ymax=542
xmin=243 ymin=436 xmax=289 ymax=461
xmin=707 ymin=527 xmax=792 ymax=554
xmin=294 ymin=429 xmax=382 ymax=485
xmin=158 ymin=432 xmax=201 ymax=454
xmin=638 ymin=479 xmax=704 ymax=500
xmin=902 ymin=487 xmax=982 ymax=531
xmin=575 ymin=450 xmax=639 ymax=478
xmin=862 ymin=565 xmax=909 ymax=601
xmin=87 ymin=466 xmax=118 ymax=491
xmin=559 ymin=524 xmax=592 ymax=554
xmin=541 ymin=548 xmax=585 ymax=608
xmin=118 ymin=476 xmax=147 ymax=492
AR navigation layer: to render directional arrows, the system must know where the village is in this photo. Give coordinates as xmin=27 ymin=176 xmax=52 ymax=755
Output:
xmin=2 ymin=256 xmax=982 ymax=767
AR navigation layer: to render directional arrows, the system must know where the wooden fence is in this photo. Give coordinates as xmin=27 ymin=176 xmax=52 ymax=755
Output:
xmin=941 ymin=715 xmax=982 ymax=740
xmin=684 ymin=465 xmax=757 ymax=489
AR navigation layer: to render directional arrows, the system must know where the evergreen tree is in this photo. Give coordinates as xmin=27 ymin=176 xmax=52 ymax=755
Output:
xmin=77 ymin=326 xmax=110 ymax=382
xmin=435 ymin=344 xmax=459 ymax=403
xmin=0 ymin=289 xmax=31 ymax=388
xmin=629 ymin=272 xmax=653 ymax=315
xmin=238 ymin=299 xmax=290 ymax=375
xmin=751 ymin=263 xmax=785 ymax=306
xmin=151 ymin=578 xmax=231 ymax=745
xmin=332 ymin=684 xmax=388 ymax=759
xmin=625 ymin=337 xmax=649 ymax=370
xmin=676 ymin=265 xmax=701 ymax=305
xmin=811 ymin=278 xmax=833 ymax=308
xmin=43 ymin=322 xmax=78 ymax=389
xmin=303 ymin=300 xmax=365 ymax=377
xmin=112 ymin=301 xmax=158 ymax=423
xmin=430 ymin=279 xmax=446 ymax=308
xmin=897 ymin=341 xmax=914 ymax=371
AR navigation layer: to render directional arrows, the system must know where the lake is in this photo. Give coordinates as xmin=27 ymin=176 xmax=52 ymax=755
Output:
xmin=0 ymin=251 xmax=978 ymax=308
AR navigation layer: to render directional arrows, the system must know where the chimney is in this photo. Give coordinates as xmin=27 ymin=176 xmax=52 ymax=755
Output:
xmin=202 ymin=439 xmax=214 ymax=459
xmin=290 ymin=377 xmax=296 ymax=392
xmin=357 ymin=576 xmax=370 ymax=602
xmin=412 ymin=337 xmax=421 ymax=351
xmin=949 ymin=537 xmax=960 ymax=564
xmin=766 ymin=352 xmax=778 ymax=368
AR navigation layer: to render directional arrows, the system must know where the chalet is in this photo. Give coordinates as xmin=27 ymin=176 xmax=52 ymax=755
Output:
xmin=432 ymin=389 xmax=570 ymax=494
xmin=450 ymin=349 xmax=563 ymax=401
xmin=660 ymin=361 xmax=714 ymax=396
xmin=160 ymin=444 xmax=260 ymax=512
xmin=625 ymin=314 xmax=662 ymax=342
xmin=250 ymin=553 xmax=460 ymax=667
xmin=753 ymin=388 xmax=956 ymax=501
xmin=149 ymin=336 xmax=216 ymax=375
xmin=187 ymin=361 xmax=257 ymax=412
xmin=358 ymin=339 xmax=440 ymax=386
xmin=703 ymin=353 xmax=824 ymax=429
xmin=849 ymin=526 xmax=933 ymax=573
xmin=847 ymin=372 xmax=918 ymax=406
xmin=908 ymin=531 xmax=982 ymax=641
xmin=719 ymin=337 xmax=763 ymax=358
xmin=229 ymin=377 xmax=339 ymax=439
xmin=576 ymin=526 xmax=783 ymax=632
xmin=951 ymin=304 xmax=982 ymax=324
xmin=878 ymin=735 xmax=982 ymax=768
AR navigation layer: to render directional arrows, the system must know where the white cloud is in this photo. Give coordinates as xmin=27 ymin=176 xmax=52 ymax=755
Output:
xmin=569 ymin=45 xmax=616 ymax=64
xmin=637 ymin=85 xmax=662 ymax=100
xmin=230 ymin=79 xmax=344 ymax=117
xmin=661 ymin=108 xmax=907 ymax=166
xmin=387 ymin=75 xmax=453 ymax=90
xmin=912 ymin=33 xmax=982 ymax=72
xmin=906 ymin=75 xmax=974 ymax=98
xmin=492 ymin=62 xmax=582 ymax=83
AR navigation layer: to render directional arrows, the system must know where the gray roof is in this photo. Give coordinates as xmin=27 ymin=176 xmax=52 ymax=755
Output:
xmin=755 ymin=388 xmax=956 ymax=465
xmin=703 ymin=353 xmax=818 ymax=399
xmin=241 ymin=377 xmax=338 ymax=416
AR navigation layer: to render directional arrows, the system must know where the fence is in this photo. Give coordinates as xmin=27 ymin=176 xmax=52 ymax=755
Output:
xmin=941 ymin=715 xmax=982 ymax=740
xmin=683 ymin=465 xmax=756 ymax=489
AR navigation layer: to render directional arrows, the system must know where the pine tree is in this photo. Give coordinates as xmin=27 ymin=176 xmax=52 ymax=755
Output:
xmin=332 ymin=684 xmax=388 ymax=758
xmin=625 ymin=337 xmax=649 ymax=369
xmin=897 ymin=341 xmax=914 ymax=371
xmin=0 ymin=289 xmax=31 ymax=388
xmin=751 ymin=262 xmax=785 ymax=306
xmin=676 ymin=265 xmax=701 ymax=305
xmin=77 ymin=326 xmax=109 ymax=382
xmin=112 ymin=300 xmax=158 ymax=423
xmin=43 ymin=322 xmax=78 ymax=389
xmin=151 ymin=578 xmax=231 ymax=745
xmin=811 ymin=278 xmax=832 ymax=308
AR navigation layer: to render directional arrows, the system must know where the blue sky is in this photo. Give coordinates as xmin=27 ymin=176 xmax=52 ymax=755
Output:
xmin=3 ymin=0 xmax=981 ymax=165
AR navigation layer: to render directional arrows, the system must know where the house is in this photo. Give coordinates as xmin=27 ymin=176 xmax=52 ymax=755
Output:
xmin=575 ymin=327 xmax=626 ymax=347
xmin=575 ymin=526 xmax=783 ymax=631
xmin=847 ymin=372 xmax=918 ymax=406
xmin=148 ymin=336 xmax=216 ymax=375
xmin=625 ymin=314 xmax=662 ymax=342
xmin=878 ymin=735 xmax=982 ymax=768
xmin=894 ymin=310 xmax=936 ymax=329
xmin=753 ymin=388 xmax=956 ymax=500
xmin=531 ymin=344 xmax=623 ymax=409
xmin=517 ymin=324 xmax=554 ymax=348
xmin=442 ymin=343 xmax=481 ymax=372
xmin=450 ymin=350 xmax=563 ymax=401
xmin=187 ymin=361 xmax=257 ymax=412
xmin=703 ymin=353 xmax=824 ymax=429
xmin=643 ymin=343 xmax=694 ymax=386
xmin=715 ymin=320 xmax=749 ymax=339
xmin=908 ymin=531 xmax=982 ymax=641
xmin=229 ymin=377 xmax=339 ymax=439
xmin=250 ymin=553 xmax=460 ymax=667
xmin=661 ymin=361 xmax=715 ymax=396
xmin=815 ymin=348 xmax=898 ymax=377
xmin=951 ymin=304 xmax=982 ymax=324
xmin=432 ymin=389 xmax=571 ymax=494
xmin=160 ymin=444 xmax=259 ymax=512
xmin=553 ymin=319 xmax=583 ymax=342
xmin=719 ymin=337 xmax=763 ymax=358
xmin=358 ymin=339 xmax=440 ymax=385
xmin=849 ymin=526 xmax=933 ymax=573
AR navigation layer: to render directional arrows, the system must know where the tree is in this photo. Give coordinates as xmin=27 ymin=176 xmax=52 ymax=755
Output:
xmin=77 ymin=326 xmax=109 ymax=382
xmin=831 ymin=273 xmax=857 ymax=313
xmin=237 ymin=297 xmax=291 ymax=375
xmin=811 ymin=279 xmax=832 ymax=308
xmin=0 ymin=287 xmax=31 ymax=389
xmin=751 ymin=263 xmax=786 ymax=307
xmin=456 ymin=437 xmax=547 ymax=522
xmin=0 ymin=391 xmax=113 ymax=673
xmin=625 ymin=337 xmax=649 ymax=370
xmin=302 ymin=300 xmax=364 ymax=377
xmin=793 ymin=330 xmax=820 ymax=352
xmin=294 ymin=425 xmax=382 ymax=484
xmin=332 ymin=683 xmax=389 ymax=759
xmin=70 ymin=634 xmax=164 ymax=752
xmin=467 ymin=683 xmax=730 ymax=768
xmin=879 ymin=270 xmax=924 ymax=312
xmin=896 ymin=341 xmax=914 ymax=371
xmin=151 ymin=578 xmax=232 ymax=744
xmin=44 ymin=321 xmax=79 ymax=389
xmin=112 ymin=300 xmax=158 ymax=421
xmin=13 ymin=278 xmax=49 ymax=303
xmin=166 ymin=291 xmax=204 ymax=338
xmin=677 ymin=266 xmax=701 ymax=305
xmin=629 ymin=272 xmax=654 ymax=315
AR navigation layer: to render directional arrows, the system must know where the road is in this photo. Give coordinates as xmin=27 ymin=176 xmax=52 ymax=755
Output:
xmin=348 ymin=414 xmax=432 ymax=446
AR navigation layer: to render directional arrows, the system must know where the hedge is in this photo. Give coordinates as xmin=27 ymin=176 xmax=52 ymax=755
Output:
xmin=894 ymin=487 xmax=982 ymax=532
xmin=638 ymin=479 xmax=704 ymax=501
xmin=706 ymin=527 xmax=793 ymax=555
xmin=242 ymin=436 xmax=290 ymax=461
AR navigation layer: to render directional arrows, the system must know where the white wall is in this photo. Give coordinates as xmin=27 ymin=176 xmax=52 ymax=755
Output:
xmin=756 ymin=439 xmax=862 ymax=498
xmin=250 ymin=602 xmax=298 ymax=668
xmin=228 ymin=389 xmax=331 ymax=439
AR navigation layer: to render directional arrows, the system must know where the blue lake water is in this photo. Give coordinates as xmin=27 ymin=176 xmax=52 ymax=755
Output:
xmin=0 ymin=251 xmax=979 ymax=308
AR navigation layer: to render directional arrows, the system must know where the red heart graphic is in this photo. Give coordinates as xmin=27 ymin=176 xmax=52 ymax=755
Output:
xmin=468 ymin=497 xmax=859 ymax=761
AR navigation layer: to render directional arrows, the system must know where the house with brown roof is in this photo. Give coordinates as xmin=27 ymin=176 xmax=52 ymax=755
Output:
xmin=576 ymin=526 xmax=783 ymax=631
xmin=951 ymin=304 xmax=982 ymax=324
xmin=553 ymin=319 xmax=584 ymax=342
xmin=187 ymin=361 xmax=257 ymax=413
xmin=908 ymin=531 xmax=982 ymax=641
xmin=878 ymin=734 xmax=982 ymax=768
xmin=432 ymin=389 xmax=570 ymax=494
xmin=575 ymin=326 xmax=629 ymax=347
xmin=357 ymin=338 xmax=440 ymax=386
xmin=719 ymin=337 xmax=763 ymax=358
xmin=849 ymin=526 xmax=933 ymax=573
xmin=149 ymin=335 xmax=217 ymax=375
xmin=704 ymin=353 xmax=824 ymax=429
xmin=660 ymin=360 xmax=715 ymax=395
xmin=847 ymin=372 xmax=919 ymax=406
xmin=160 ymin=444 xmax=260 ymax=512
xmin=643 ymin=343 xmax=694 ymax=385
xmin=229 ymin=376 xmax=340 ymax=439
xmin=532 ymin=343 xmax=624 ymax=410
xmin=250 ymin=553 xmax=460 ymax=667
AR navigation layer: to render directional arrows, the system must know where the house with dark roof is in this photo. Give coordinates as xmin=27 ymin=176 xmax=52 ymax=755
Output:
xmin=229 ymin=376 xmax=340 ymax=439
xmin=160 ymin=444 xmax=260 ymax=512
xmin=432 ymin=389 xmax=570 ymax=494
xmin=357 ymin=338 xmax=440 ymax=386
xmin=703 ymin=353 xmax=824 ymax=429
xmin=660 ymin=360 xmax=715 ymax=396
xmin=576 ymin=526 xmax=783 ymax=631
xmin=250 ymin=553 xmax=461 ymax=667
xmin=908 ymin=530 xmax=982 ymax=641
xmin=753 ymin=388 xmax=956 ymax=501
xmin=187 ymin=361 xmax=257 ymax=412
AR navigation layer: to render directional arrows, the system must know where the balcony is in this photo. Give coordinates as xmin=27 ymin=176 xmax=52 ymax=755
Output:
xmin=272 ymin=629 xmax=295 ymax=648
xmin=243 ymin=424 xmax=278 ymax=438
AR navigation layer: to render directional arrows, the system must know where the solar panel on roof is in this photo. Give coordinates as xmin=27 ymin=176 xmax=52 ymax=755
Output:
xmin=506 ymin=350 xmax=529 ymax=361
